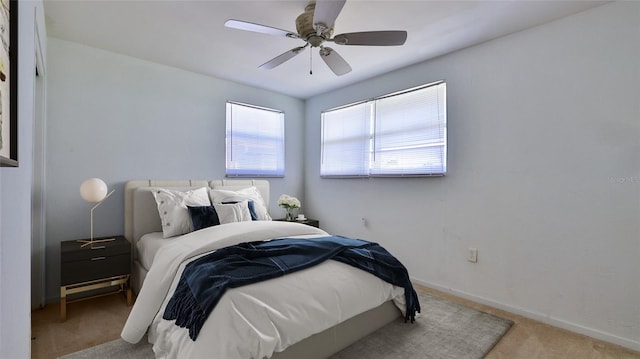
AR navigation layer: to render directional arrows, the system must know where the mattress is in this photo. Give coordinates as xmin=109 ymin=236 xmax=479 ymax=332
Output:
xmin=136 ymin=232 xmax=171 ymax=271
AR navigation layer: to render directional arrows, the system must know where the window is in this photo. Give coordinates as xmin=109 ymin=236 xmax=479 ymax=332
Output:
xmin=321 ymin=81 xmax=446 ymax=177
xmin=226 ymin=101 xmax=285 ymax=177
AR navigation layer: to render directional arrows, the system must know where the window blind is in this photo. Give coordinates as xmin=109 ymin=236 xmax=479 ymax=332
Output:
xmin=320 ymin=81 xmax=446 ymax=178
xmin=371 ymin=83 xmax=446 ymax=176
xmin=321 ymin=102 xmax=370 ymax=177
xmin=226 ymin=102 xmax=285 ymax=177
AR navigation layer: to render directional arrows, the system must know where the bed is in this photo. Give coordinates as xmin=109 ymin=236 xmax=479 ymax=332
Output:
xmin=120 ymin=179 xmax=410 ymax=358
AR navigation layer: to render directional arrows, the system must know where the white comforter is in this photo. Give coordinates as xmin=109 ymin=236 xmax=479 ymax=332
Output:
xmin=121 ymin=221 xmax=405 ymax=358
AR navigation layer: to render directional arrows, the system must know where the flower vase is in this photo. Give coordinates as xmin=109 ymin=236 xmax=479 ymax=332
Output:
xmin=285 ymin=208 xmax=295 ymax=221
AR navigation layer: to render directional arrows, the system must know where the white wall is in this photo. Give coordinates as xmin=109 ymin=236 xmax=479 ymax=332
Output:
xmin=305 ymin=1 xmax=639 ymax=351
xmin=0 ymin=1 xmax=47 ymax=357
xmin=44 ymin=39 xmax=306 ymax=302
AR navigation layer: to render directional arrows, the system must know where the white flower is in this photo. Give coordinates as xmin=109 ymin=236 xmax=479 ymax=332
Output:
xmin=277 ymin=194 xmax=301 ymax=209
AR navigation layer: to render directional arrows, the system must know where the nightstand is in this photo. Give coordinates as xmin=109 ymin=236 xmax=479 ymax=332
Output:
xmin=276 ymin=218 xmax=320 ymax=228
xmin=60 ymin=235 xmax=132 ymax=320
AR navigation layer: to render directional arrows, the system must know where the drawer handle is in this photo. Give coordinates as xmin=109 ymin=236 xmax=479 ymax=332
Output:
xmin=90 ymin=246 xmax=106 ymax=250
xmin=91 ymin=257 xmax=106 ymax=261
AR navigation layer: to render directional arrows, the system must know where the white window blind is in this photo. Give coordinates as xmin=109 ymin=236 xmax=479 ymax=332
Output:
xmin=321 ymin=81 xmax=446 ymax=177
xmin=372 ymin=83 xmax=446 ymax=176
xmin=321 ymin=102 xmax=371 ymax=177
xmin=226 ymin=101 xmax=285 ymax=177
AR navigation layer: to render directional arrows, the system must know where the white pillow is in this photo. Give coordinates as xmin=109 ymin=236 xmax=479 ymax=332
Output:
xmin=212 ymin=201 xmax=253 ymax=224
xmin=209 ymin=187 xmax=272 ymax=220
xmin=152 ymin=187 xmax=211 ymax=238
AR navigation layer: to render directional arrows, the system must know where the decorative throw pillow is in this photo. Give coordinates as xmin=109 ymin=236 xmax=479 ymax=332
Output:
xmin=213 ymin=201 xmax=253 ymax=224
xmin=188 ymin=201 xmax=252 ymax=231
xmin=222 ymin=200 xmax=258 ymax=221
xmin=209 ymin=187 xmax=272 ymax=221
xmin=187 ymin=206 xmax=220 ymax=231
xmin=152 ymin=187 xmax=211 ymax=238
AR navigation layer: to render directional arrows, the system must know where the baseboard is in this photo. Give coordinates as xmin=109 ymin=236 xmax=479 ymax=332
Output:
xmin=412 ymin=278 xmax=640 ymax=353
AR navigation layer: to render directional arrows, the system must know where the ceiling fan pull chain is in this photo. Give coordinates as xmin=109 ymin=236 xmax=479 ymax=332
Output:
xmin=309 ymin=47 xmax=313 ymax=75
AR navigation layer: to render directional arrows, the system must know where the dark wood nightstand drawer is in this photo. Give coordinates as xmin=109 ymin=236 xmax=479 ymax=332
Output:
xmin=60 ymin=236 xmax=131 ymax=285
xmin=61 ymin=236 xmax=130 ymax=262
xmin=61 ymin=253 xmax=131 ymax=285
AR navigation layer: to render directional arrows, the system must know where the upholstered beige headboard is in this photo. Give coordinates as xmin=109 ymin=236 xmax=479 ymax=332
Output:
xmin=123 ymin=179 xmax=270 ymax=293
xmin=124 ymin=179 xmax=270 ymax=246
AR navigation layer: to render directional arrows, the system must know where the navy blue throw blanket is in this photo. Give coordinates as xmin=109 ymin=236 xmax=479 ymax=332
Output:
xmin=163 ymin=235 xmax=421 ymax=340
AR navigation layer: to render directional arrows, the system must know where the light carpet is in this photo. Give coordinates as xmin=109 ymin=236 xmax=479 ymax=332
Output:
xmin=59 ymin=292 xmax=513 ymax=359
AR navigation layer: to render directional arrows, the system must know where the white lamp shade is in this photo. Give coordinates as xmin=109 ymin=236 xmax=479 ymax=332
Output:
xmin=80 ymin=178 xmax=108 ymax=202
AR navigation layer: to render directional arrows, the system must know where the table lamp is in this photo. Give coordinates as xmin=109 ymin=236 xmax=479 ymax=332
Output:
xmin=78 ymin=178 xmax=115 ymax=247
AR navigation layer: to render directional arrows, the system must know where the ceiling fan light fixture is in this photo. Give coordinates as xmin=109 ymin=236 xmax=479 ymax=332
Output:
xmin=296 ymin=2 xmax=333 ymax=46
xmin=296 ymin=4 xmax=315 ymax=38
xmin=226 ymin=0 xmax=406 ymax=76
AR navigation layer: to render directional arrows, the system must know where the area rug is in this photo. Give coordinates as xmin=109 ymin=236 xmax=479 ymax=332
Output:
xmin=59 ymin=291 xmax=513 ymax=359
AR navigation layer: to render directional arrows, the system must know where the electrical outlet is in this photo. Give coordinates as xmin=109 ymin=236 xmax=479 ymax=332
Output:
xmin=467 ymin=247 xmax=478 ymax=263
xmin=361 ymin=217 xmax=368 ymax=227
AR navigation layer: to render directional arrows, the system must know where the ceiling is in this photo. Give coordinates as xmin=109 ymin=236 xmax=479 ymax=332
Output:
xmin=43 ymin=1 xmax=606 ymax=99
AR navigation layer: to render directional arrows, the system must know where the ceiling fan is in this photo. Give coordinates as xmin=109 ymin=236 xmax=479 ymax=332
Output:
xmin=224 ymin=0 xmax=407 ymax=76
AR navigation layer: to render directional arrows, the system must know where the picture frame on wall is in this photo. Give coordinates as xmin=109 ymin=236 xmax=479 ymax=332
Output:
xmin=0 ymin=0 xmax=17 ymax=167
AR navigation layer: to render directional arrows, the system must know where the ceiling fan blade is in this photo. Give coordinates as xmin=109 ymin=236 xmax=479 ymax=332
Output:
xmin=319 ymin=47 xmax=352 ymax=76
xmin=259 ymin=46 xmax=307 ymax=70
xmin=333 ymin=31 xmax=408 ymax=46
xmin=225 ymin=19 xmax=299 ymax=39
xmin=313 ymin=0 xmax=346 ymax=30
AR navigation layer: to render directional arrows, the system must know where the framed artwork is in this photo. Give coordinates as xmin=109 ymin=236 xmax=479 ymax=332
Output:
xmin=0 ymin=0 xmax=17 ymax=167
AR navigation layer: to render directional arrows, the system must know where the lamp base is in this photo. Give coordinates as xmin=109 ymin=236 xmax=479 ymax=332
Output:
xmin=77 ymin=237 xmax=116 ymax=248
